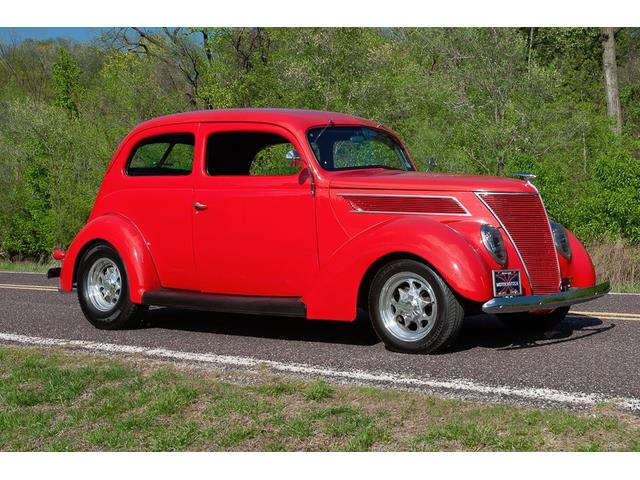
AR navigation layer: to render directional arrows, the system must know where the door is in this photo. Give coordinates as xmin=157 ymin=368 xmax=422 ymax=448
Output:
xmin=193 ymin=123 xmax=318 ymax=297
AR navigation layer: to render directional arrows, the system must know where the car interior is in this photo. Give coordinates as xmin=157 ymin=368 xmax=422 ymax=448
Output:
xmin=206 ymin=131 xmax=299 ymax=176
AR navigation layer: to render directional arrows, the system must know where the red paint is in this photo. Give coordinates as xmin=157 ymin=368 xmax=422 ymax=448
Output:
xmin=58 ymin=109 xmax=599 ymax=320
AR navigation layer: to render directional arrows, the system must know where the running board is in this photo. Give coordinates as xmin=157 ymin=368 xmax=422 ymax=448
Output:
xmin=141 ymin=289 xmax=306 ymax=318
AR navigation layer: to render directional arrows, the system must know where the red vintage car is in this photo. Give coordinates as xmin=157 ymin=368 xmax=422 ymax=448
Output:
xmin=49 ymin=109 xmax=609 ymax=353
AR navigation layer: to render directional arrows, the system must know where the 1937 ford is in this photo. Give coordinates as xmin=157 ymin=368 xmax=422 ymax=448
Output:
xmin=49 ymin=109 xmax=609 ymax=353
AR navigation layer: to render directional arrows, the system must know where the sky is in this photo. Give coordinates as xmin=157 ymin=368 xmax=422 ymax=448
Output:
xmin=0 ymin=28 xmax=112 ymax=43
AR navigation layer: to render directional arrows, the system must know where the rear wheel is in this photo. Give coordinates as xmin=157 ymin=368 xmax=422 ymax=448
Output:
xmin=368 ymin=260 xmax=464 ymax=353
xmin=77 ymin=243 xmax=147 ymax=329
xmin=497 ymin=307 xmax=569 ymax=331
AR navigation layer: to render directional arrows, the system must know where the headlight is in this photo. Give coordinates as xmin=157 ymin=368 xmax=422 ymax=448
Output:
xmin=550 ymin=220 xmax=572 ymax=260
xmin=481 ymin=224 xmax=507 ymax=267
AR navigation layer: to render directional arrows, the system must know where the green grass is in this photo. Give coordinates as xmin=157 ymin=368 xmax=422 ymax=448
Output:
xmin=0 ymin=260 xmax=54 ymax=273
xmin=0 ymin=345 xmax=639 ymax=451
xmin=611 ymin=284 xmax=640 ymax=294
xmin=304 ymin=381 xmax=335 ymax=401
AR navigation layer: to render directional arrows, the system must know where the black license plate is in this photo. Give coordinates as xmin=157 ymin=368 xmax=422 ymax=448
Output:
xmin=492 ymin=270 xmax=522 ymax=297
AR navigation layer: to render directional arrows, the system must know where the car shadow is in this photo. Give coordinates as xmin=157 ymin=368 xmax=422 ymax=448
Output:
xmin=140 ymin=307 xmax=381 ymax=347
xmin=139 ymin=308 xmax=614 ymax=352
xmin=447 ymin=314 xmax=615 ymax=353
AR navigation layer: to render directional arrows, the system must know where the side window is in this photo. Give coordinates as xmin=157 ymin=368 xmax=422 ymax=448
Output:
xmin=206 ymin=131 xmax=301 ymax=176
xmin=127 ymin=133 xmax=195 ymax=176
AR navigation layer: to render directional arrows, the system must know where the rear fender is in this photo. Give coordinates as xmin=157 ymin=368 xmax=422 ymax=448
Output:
xmin=60 ymin=213 xmax=160 ymax=303
xmin=303 ymin=217 xmax=493 ymax=321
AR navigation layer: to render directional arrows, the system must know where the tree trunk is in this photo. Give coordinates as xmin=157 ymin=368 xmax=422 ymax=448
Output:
xmin=601 ymin=27 xmax=622 ymax=135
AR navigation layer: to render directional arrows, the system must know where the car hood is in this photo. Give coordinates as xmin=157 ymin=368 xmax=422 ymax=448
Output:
xmin=327 ymin=169 xmax=537 ymax=193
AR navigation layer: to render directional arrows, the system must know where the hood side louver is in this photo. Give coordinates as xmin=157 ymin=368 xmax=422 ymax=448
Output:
xmin=340 ymin=194 xmax=468 ymax=216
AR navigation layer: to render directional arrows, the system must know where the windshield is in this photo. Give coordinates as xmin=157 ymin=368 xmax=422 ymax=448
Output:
xmin=307 ymin=126 xmax=414 ymax=171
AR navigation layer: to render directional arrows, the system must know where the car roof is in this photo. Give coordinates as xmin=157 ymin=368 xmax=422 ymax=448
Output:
xmin=134 ymin=108 xmax=379 ymax=132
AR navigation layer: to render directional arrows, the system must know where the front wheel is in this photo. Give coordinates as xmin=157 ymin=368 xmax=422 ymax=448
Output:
xmin=497 ymin=307 xmax=570 ymax=331
xmin=77 ymin=243 xmax=147 ymax=330
xmin=368 ymin=260 xmax=464 ymax=353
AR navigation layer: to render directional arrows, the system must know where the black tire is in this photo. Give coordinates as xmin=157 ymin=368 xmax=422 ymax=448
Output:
xmin=368 ymin=259 xmax=464 ymax=353
xmin=497 ymin=306 xmax=570 ymax=331
xmin=77 ymin=243 xmax=147 ymax=330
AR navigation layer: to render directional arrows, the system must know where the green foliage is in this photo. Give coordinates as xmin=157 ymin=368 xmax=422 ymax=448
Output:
xmin=578 ymin=137 xmax=640 ymax=241
xmin=0 ymin=99 xmax=112 ymax=257
xmin=52 ymin=48 xmax=82 ymax=117
xmin=526 ymin=28 xmax=603 ymax=102
xmin=250 ymin=142 xmax=300 ymax=176
xmin=1 ymin=28 xmax=640 ymax=258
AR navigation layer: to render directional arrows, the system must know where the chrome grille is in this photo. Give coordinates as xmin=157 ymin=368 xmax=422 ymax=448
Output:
xmin=479 ymin=193 xmax=560 ymax=294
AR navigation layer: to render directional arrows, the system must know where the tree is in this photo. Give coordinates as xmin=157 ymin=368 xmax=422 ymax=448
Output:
xmin=601 ymin=27 xmax=622 ymax=134
xmin=2 ymin=28 xmax=640 ymax=259
xmin=52 ymin=47 xmax=82 ymax=117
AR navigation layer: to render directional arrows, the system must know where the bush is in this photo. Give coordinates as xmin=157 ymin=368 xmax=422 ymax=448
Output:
xmin=0 ymin=99 xmax=112 ymax=257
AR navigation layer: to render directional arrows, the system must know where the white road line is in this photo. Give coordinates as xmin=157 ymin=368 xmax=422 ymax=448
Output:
xmin=0 ymin=331 xmax=639 ymax=411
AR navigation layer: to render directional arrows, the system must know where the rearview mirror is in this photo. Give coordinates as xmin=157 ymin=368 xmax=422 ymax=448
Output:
xmin=286 ymin=149 xmax=301 ymax=167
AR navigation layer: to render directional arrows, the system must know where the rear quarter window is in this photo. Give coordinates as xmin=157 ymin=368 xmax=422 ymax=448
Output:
xmin=126 ymin=133 xmax=195 ymax=176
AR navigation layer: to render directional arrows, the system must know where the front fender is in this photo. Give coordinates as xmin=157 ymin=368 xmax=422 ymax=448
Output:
xmin=303 ymin=217 xmax=493 ymax=321
xmin=60 ymin=213 xmax=161 ymax=303
xmin=562 ymin=229 xmax=597 ymax=288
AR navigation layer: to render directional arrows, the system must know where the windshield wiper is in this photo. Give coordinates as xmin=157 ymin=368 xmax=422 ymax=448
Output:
xmin=310 ymin=119 xmax=335 ymax=146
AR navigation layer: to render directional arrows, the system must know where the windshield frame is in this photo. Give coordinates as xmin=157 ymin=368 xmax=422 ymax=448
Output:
xmin=305 ymin=125 xmax=416 ymax=172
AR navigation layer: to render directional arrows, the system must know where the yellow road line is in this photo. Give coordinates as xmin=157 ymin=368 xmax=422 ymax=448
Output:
xmin=570 ymin=311 xmax=640 ymax=322
xmin=573 ymin=316 xmax=640 ymax=322
xmin=0 ymin=283 xmax=58 ymax=292
xmin=0 ymin=283 xmax=638 ymax=321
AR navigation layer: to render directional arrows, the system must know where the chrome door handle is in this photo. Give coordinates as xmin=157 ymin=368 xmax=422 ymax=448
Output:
xmin=193 ymin=202 xmax=208 ymax=211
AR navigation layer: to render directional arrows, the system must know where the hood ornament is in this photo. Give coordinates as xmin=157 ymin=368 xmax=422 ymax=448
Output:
xmin=512 ymin=172 xmax=537 ymax=183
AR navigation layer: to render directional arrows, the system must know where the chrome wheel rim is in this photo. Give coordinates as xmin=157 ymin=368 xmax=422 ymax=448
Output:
xmin=378 ymin=272 xmax=438 ymax=342
xmin=86 ymin=258 xmax=121 ymax=312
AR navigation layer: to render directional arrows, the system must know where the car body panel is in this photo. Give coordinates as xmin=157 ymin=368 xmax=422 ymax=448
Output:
xmin=563 ymin=229 xmax=597 ymax=288
xmin=303 ymin=215 xmax=495 ymax=320
xmin=59 ymin=213 xmax=160 ymax=303
xmin=327 ymin=169 xmax=539 ymax=193
xmin=192 ymin=122 xmax=319 ymax=296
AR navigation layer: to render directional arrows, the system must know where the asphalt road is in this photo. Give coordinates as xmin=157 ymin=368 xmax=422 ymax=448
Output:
xmin=1 ymin=271 xmax=639 ymax=411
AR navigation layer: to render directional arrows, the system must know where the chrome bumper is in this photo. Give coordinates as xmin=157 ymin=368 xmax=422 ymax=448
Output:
xmin=481 ymin=282 xmax=610 ymax=314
